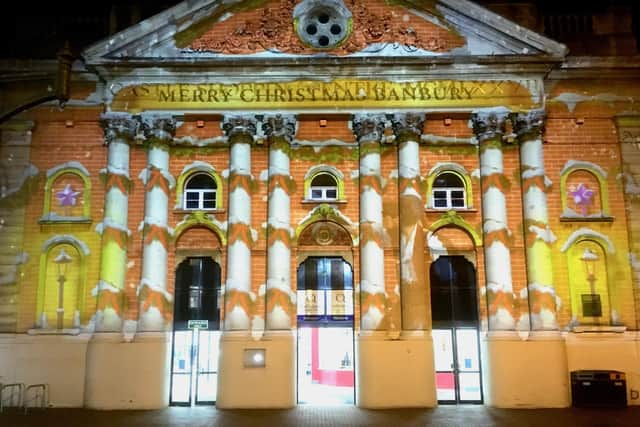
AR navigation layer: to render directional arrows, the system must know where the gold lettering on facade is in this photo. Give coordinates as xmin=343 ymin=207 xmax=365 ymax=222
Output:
xmin=113 ymin=79 xmax=538 ymax=111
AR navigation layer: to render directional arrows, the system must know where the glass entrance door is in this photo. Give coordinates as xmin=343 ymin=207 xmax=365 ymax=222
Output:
xmin=170 ymin=256 xmax=222 ymax=406
xmin=297 ymin=327 xmax=355 ymax=404
xmin=296 ymin=257 xmax=355 ymax=404
xmin=433 ymin=328 xmax=482 ymax=403
xmin=170 ymin=329 xmax=220 ymax=405
xmin=430 ymin=256 xmax=483 ymax=404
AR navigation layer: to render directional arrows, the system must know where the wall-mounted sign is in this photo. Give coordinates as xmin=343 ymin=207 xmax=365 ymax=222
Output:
xmin=111 ymin=79 xmax=540 ymax=112
xmin=187 ymin=319 xmax=209 ymax=329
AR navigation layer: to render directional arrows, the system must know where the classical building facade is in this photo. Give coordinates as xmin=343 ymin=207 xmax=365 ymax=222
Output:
xmin=1 ymin=0 xmax=639 ymax=409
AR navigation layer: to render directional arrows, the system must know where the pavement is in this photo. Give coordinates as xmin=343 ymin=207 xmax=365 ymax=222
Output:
xmin=1 ymin=405 xmax=640 ymax=427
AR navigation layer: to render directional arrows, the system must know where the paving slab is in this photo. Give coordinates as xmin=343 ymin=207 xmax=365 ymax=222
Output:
xmin=1 ymin=405 xmax=640 ymax=427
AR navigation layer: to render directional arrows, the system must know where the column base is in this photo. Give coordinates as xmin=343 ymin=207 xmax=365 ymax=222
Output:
xmin=216 ymin=330 xmax=295 ymax=409
xmin=566 ymin=330 xmax=640 ymax=406
xmin=0 ymin=333 xmax=90 ymax=407
xmin=84 ymin=332 xmax=170 ymax=409
xmin=482 ymin=331 xmax=570 ymax=408
xmin=356 ymin=330 xmax=436 ymax=408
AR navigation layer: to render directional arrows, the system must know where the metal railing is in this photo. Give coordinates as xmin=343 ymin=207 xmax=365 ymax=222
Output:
xmin=24 ymin=384 xmax=49 ymax=412
xmin=0 ymin=383 xmax=25 ymax=411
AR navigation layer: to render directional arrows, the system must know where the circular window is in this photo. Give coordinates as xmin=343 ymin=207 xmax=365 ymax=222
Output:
xmin=293 ymin=0 xmax=352 ymax=50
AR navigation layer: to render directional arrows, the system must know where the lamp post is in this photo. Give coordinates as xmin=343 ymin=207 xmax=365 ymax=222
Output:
xmin=581 ymin=248 xmax=598 ymax=293
xmin=580 ymin=247 xmax=600 ymax=321
xmin=53 ymin=249 xmax=73 ymax=330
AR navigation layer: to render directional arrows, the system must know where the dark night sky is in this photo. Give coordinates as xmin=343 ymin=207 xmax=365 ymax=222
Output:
xmin=1 ymin=0 xmax=638 ymax=59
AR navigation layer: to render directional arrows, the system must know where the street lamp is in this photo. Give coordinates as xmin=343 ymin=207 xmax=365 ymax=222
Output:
xmin=581 ymin=248 xmax=598 ymax=292
xmin=580 ymin=247 xmax=602 ymax=320
xmin=53 ymin=249 xmax=73 ymax=330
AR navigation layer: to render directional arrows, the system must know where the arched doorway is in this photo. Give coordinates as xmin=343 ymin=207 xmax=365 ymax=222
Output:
xmin=169 ymin=226 xmax=223 ymax=406
xmin=430 ymin=255 xmax=483 ymax=404
xmin=296 ymin=256 xmax=355 ymax=405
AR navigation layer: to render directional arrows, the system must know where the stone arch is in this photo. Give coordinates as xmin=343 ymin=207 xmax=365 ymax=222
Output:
xmin=173 ymin=211 xmax=227 ymax=247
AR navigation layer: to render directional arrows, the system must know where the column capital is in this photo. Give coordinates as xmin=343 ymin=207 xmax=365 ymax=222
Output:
xmin=262 ymin=114 xmax=297 ymax=142
xmin=222 ymin=114 xmax=258 ymax=141
xmin=470 ymin=108 xmax=510 ymax=142
xmin=352 ymin=113 xmax=387 ymax=143
xmin=512 ymin=109 xmax=545 ymax=139
xmin=139 ymin=114 xmax=176 ymax=144
xmin=389 ymin=112 xmax=425 ymax=142
xmin=101 ymin=112 xmax=139 ymax=145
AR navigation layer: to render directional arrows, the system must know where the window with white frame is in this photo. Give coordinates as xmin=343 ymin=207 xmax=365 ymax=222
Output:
xmin=309 ymin=173 xmax=338 ymax=201
xmin=432 ymin=172 xmax=466 ymax=209
xmin=184 ymin=173 xmax=217 ymax=210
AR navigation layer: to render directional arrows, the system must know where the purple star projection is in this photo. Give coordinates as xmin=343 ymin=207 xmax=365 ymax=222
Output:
xmin=57 ymin=184 xmax=80 ymax=207
xmin=569 ymin=183 xmax=594 ymax=216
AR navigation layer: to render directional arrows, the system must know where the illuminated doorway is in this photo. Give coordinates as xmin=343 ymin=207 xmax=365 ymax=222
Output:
xmin=297 ymin=257 xmax=355 ymax=405
xmin=430 ymin=256 xmax=483 ymax=404
xmin=170 ymin=257 xmax=221 ymax=406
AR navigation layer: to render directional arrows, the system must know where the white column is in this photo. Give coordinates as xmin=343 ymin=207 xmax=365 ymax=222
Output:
xmin=138 ymin=115 xmax=176 ymax=332
xmin=96 ymin=113 xmax=138 ymax=332
xmin=471 ymin=108 xmax=515 ymax=330
xmin=513 ymin=109 xmax=557 ymax=330
xmin=353 ymin=114 xmax=386 ymax=330
xmin=263 ymin=114 xmax=297 ymax=330
xmin=391 ymin=113 xmax=428 ymax=330
xmin=223 ymin=115 xmax=257 ymax=331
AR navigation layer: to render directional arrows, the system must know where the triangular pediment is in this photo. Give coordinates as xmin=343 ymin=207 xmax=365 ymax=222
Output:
xmin=83 ymin=0 xmax=567 ymax=66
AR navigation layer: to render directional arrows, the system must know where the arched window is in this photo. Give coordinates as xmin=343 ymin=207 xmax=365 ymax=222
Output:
xmin=432 ymin=172 xmax=466 ymax=209
xmin=309 ymin=172 xmax=338 ymax=201
xmin=184 ymin=173 xmax=217 ymax=210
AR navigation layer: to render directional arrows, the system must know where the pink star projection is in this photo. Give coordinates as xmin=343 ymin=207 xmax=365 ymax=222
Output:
xmin=56 ymin=184 xmax=80 ymax=207
xmin=569 ymin=183 xmax=594 ymax=216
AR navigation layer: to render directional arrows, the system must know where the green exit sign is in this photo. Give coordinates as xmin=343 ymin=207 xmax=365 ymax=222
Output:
xmin=187 ymin=320 xmax=209 ymax=329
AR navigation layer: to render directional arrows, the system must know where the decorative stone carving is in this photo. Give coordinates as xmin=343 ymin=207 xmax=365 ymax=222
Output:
xmin=352 ymin=114 xmax=386 ymax=142
xmin=293 ymin=0 xmax=352 ymax=50
xmin=222 ymin=115 xmax=258 ymax=139
xmin=390 ymin=113 xmax=426 ymax=141
xmin=471 ymin=108 xmax=510 ymax=142
xmin=512 ymin=109 xmax=545 ymax=138
xmin=140 ymin=114 xmax=176 ymax=143
xmin=262 ymin=114 xmax=297 ymax=141
xmin=298 ymin=221 xmax=352 ymax=247
xmin=101 ymin=113 xmax=139 ymax=145
xmin=185 ymin=0 xmax=464 ymax=56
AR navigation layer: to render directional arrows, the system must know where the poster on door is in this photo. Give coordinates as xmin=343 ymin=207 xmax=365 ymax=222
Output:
xmin=326 ymin=290 xmax=353 ymax=316
xmin=297 ymin=290 xmax=325 ymax=317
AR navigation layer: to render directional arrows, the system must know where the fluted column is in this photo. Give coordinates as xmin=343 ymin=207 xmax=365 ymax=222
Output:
xmin=137 ymin=114 xmax=176 ymax=331
xmin=471 ymin=108 xmax=515 ymax=330
xmin=513 ymin=109 xmax=557 ymax=330
xmin=223 ymin=115 xmax=257 ymax=331
xmin=96 ymin=113 xmax=138 ymax=332
xmin=391 ymin=113 xmax=428 ymax=330
xmin=353 ymin=114 xmax=386 ymax=330
xmin=263 ymin=114 xmax=297 ymax=330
